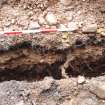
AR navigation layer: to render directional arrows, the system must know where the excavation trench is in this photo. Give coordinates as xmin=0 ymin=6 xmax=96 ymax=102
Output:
xmin=0 ymin=34 xmax=105 ymax=81
xmin=0 ymin=44 xmax=67 ymax=81
xmin=0 ymin=0 xmax=105 ymax=82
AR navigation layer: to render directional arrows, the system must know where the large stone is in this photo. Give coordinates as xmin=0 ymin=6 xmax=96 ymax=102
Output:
xmin=70 ymin=91 xmax=100 ymax=105
xmin=82 ymin=24 xmax=97 ymax=33
xmin=89 ymin=81 xmax=105 ymax=99
xmin=45 ymin=13 xmax=57 ymax=25
xmin=77 ymin=76 xmax=85 ymax=84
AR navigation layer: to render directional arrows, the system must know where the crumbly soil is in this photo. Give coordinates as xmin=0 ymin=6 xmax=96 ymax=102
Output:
xmin=0 ymin=0 xmax=105 ymax=105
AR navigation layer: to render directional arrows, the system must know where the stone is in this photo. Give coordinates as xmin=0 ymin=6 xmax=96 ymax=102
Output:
xmin=58 ymin=24 xmax=66 ymax=29
xmin=60 ymin=100 xmax=71 ymax=105
xmin=11 ymin=19 xmax=16 ymax=24
xmin=4 ymin=21 xmax=11 ymax=27
xmin=38 ymin=15 xmax=47 ymax=25
xmin=23 ymin=5 xmax=27 ymax=9
xmin=67 ymin=22 xmax=79 ymax=31
xmin=97 ymin=28 xmax=105 ymax=36
xmin=67 ymin=12 xmax=73 ymax=21
xmin=70 ymin=91 xmax=99 ymax=105
xmin=45 ymin=12 xmax=57 ymax=25
xmin=31 ymin=101 xmax=37 ymax=105
xmin=17 ymin=17 xmax=29 ymax=27
xmin=27 ymin=11 xmax=34 ymax=17
xmin=60 ymin=0 xmax=72 ymax=6
xmin=41 ymin=77 xmax=54 ymax=90
xmin=16 ymin=100 xmax=24 ymax=105
xmin=89 ymin=81 xmax=105 ymax=99
xmin=29 ymin=21 xmax=40 ymax=29
xmin=77 ymin=76 xmax=85 ymax=84
xmin=82 ymin=24 xmax=97 ymax=33
xmin=0 ymin=0 xmax=7 ymax=8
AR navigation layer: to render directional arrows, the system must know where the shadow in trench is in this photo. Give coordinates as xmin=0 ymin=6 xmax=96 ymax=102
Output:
xmin=0 ymin=62 xmax=63 ymax=82
xmin=66 ymin=55 xmax=105 ymax=78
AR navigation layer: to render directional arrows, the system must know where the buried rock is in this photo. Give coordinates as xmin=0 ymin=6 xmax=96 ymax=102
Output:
xmin=88 ymin=80 xmax=105 ymax=99
xmin=70 ymin=91 xmax=102 ymax=105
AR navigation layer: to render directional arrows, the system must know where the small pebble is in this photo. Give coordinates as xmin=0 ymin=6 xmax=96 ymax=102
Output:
xmin=16 ymin=100 xmax=24 ymax=105
xmin=27 ymin=11 xmax=34 ymax=17
xmin=11 ymin=19 xmax=16 ymax=24
xmin=45 ymin=12 xmax=57 ymax=25
xmin=38 ymin=15 xmax=47 ymax=25
xmin=67 ymin=12 xmax=73 ymax=21
xmin=58 ymin=24 xmax=66 ymax=29
xmin=60 ymin=0 xmax=72 ymax=6
xmin=5 ymin=21 xmax=11 ymax=27
xmin=29 ymin=21 xmax=40 ymax=29
xmin=18 ymin=19 xmax=29 ymax=27
xmin=77 ymin=76 xmax=85 ymax=84
xmin=23 ymin=5 xmax=27 ymax=9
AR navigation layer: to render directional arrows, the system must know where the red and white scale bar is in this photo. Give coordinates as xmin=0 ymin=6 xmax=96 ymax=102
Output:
xmin=0 ymin=28 xmax=74 ymax=36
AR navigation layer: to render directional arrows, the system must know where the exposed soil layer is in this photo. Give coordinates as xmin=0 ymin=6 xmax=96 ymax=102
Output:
xmin=0 ymin=47 xmax=66 ymax=80
xmin=0 ymin=33 xmax=104 ymax=80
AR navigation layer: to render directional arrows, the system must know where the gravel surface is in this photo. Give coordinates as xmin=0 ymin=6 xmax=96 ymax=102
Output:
xmin=0 ymin=77 xmax=105 ymax=105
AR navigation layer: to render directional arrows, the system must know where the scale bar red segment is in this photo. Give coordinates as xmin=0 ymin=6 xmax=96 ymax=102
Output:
xmin=4 ymin=32 xmax=23 ymax=35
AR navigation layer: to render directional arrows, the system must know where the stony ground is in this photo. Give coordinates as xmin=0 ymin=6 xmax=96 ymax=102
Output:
xmin=0 ymin=0 xmax=105 ymax=105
